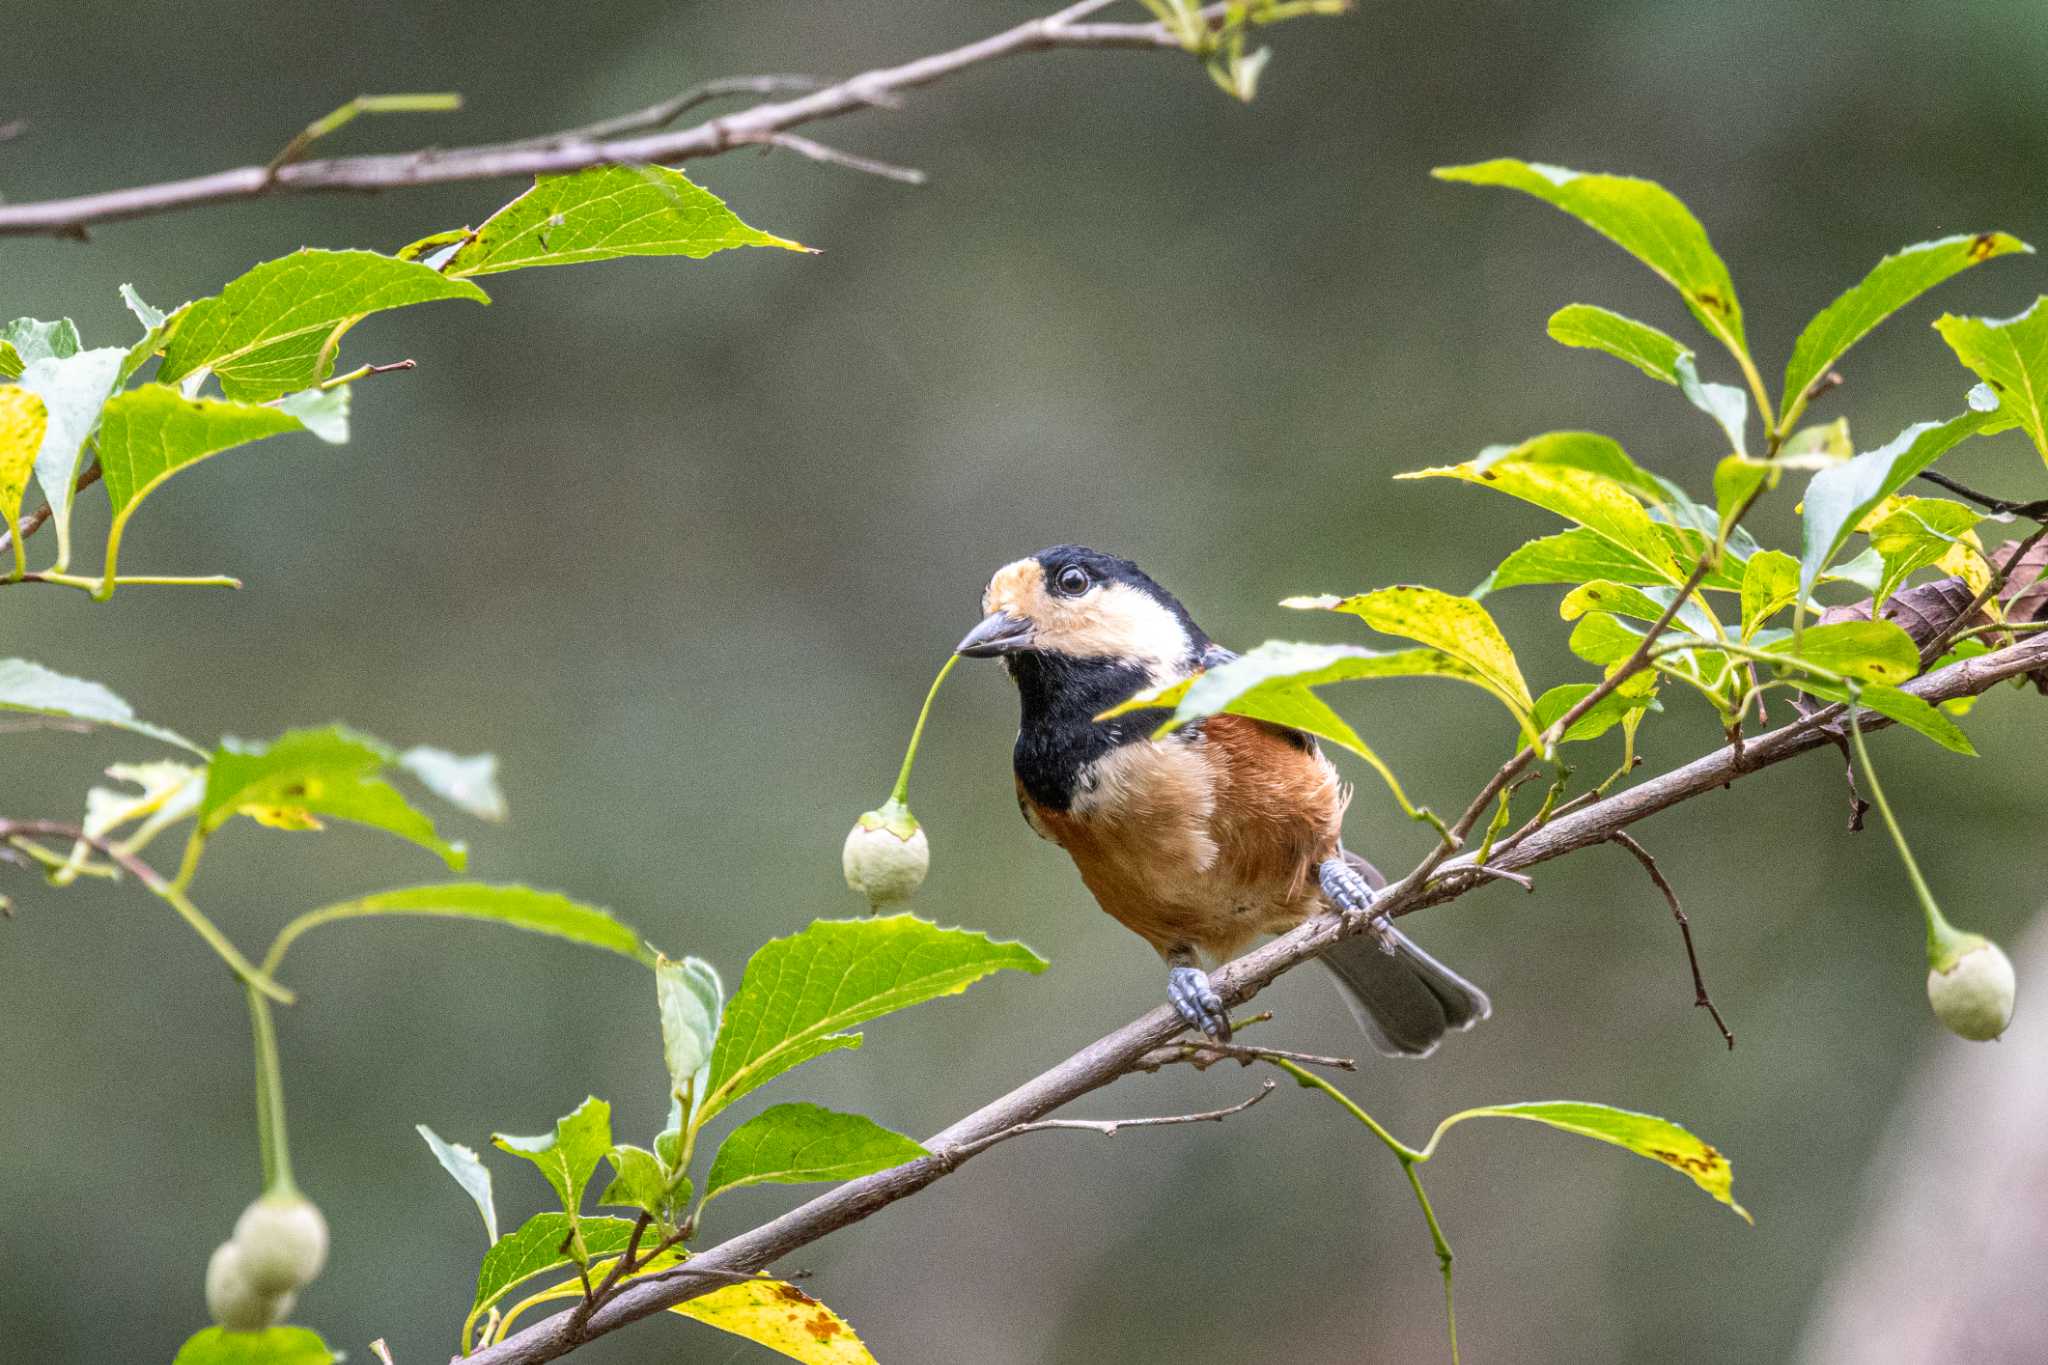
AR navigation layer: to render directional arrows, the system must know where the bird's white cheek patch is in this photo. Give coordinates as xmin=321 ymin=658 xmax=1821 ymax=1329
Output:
xmin=1041 ymin=583 xmax=1193 ymax=681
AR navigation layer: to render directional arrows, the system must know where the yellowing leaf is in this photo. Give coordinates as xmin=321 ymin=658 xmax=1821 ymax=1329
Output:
xmin=1401 ymin=446 xmax=1681 ymax=584
xmin=672 ymin=1278 xmax=877 ymax=1364
xmin=1288 ymin=586 xmax=1536 ymax=739
xmin=0 ymin=385 xmax=48 ymax=564
xmin=1423 ymin=1100 xmax=1751 ymax=1223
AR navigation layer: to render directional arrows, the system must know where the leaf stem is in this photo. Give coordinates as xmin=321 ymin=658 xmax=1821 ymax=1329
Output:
xmin=1844 ymin=703 xmax=1969 ymax=966
xmin=889 ymin=652 xmax=960 ymax=805
xmin=246 ymin=982 xmax=297 ymax=1193
xmin=1403 ymin=1162 xmax=1459 ymax=1365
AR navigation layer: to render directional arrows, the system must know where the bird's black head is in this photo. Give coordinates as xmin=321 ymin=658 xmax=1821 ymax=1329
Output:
xmin=955 ymin=544 xmax=1211 ymax=686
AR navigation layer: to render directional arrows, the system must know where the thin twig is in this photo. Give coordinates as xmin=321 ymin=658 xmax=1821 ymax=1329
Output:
xmin=0 ymin=1 xmax=1310 ymax=237
xmin=1918 ymin=523 xmax=2048 ymax=666
xmin=737 ymin=132 xmax=927 ymax=184
xmin=1130 ymin=1038 xmax=1357 ymax=1073
xmin=1609 ymin=832 xmax=1733 ymax=1049
xmin=507 ymin=76 xmax=842 ymax=148
xmin=1914 ymin=468 xmax=2048 ymax=521
xmin=947 ymin=1081 xmax=1277 ymax=1159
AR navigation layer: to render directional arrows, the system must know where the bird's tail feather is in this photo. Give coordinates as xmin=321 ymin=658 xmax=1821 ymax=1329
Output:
xmin=1318 ymin=928 xmax=1491 ymax=1059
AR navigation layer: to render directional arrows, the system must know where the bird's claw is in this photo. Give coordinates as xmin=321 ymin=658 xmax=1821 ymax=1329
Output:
xmin=1320 ymin=856 xmax=1397 ymax=954
xmin=1168 ymin=965 xmax=1231 ymax=1041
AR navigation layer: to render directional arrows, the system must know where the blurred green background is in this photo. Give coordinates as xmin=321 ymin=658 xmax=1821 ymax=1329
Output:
xmin=4 ymin=2 xmax=2045 ymax=1361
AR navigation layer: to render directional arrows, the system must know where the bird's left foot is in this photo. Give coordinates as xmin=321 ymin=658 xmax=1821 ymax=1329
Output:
xmin=1167 ymin=965 xmax=1232 ymax=1041
xmin=1319 ymin=855 xmax=1397 ymax=954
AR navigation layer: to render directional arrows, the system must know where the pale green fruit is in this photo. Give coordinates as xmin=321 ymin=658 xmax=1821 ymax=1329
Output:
xmin=205 ymin=1240 xmax=293 ymax=1331
xmin=842 ymin=806 xmax=929 ymax=908
xmin=1927 ymin=940 xmax=2017 ymax=1041
xmin=233 ymin=1193 xmax=330 ymax=1294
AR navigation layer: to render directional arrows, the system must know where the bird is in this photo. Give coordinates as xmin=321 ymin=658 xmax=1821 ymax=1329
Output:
xmin=956 ymin=544 xmax=1490 ymax=1056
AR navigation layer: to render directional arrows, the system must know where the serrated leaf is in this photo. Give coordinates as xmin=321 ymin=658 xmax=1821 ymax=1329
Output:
xmin=1766 ymin=620 xmax=1920 ymax=684
xmin=275 ymin=385 xmax=350 ymax=444
xmin=598 ymin=1143 xmax=683 ymax=1216
xmin=2 ymin=317 xmax=81 ymax=366
xmin=700 ymin=916 xmax=1046 ymax=1124
xmin=158 ymin=249 xmax=487 ymax=401
xmin=1740 ymin=550 xmax=1801 ymax=638
xmin=0 ymin=659 xmax=201 ymax=751
xmin=469 ymin=1212 xmax=640 ymax=1319
xmin=1290 ymin=585 xmax=1535 ymax=725
xmin=1801 ymin=679 xmax=1976 ymax=755
xmin=419 ymin=1124 xmax=498 ymax=1243
xmin=1401 ymin=437 xmax=1681 ymax=584
xmin=494 ymin=1096 xmax=613 ymax=1215
xmin=1785 ymin=233 xmax=2031 ymax=422
xmin=672 ymin=1277 xmax=878 ymax=1364
xmin=1545 ymin=304 xmax=1687 ymax=384
xmin=1528 ymin=678 xmax=1656 ymax=743
xmin=171 ymin=1327 xmax=338 ymax=1365
xmin=659 ymin=952 xmax=725 ymax=1104
xmin=1435 ymin=159 xmax=1746 ymax=353
xmin=442 ymin=165 xmax=807 ymax=277
xmin=1425 ymin=1100 xmax=1750 ymax=1222
xmin=704 ymin=1103 xmax=928 ymax=1203
xmin=397 ymin=745 xmax=506 ymax=821
xmin=1798 ymin=409 xmax=1997 ymax=597
xmin=18 ymin=346 xmax=125 ymax=566
xmin=0 ymin=385 xmax=48 ymax=562
xmin=1934 ymin=297 xmax=2048 ymax=462
xmin=268 ymin=883 xmax=646 ymax=969
xmin=199 ymin=725 xmax=465 ymax=868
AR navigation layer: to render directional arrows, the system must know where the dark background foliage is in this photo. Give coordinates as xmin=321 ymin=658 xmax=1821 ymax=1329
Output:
xmin=4 ymin=2 xmax=2043 ymax=1360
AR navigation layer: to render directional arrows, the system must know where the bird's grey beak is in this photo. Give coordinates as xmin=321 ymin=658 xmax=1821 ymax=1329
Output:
xmin=956 ymin=609 xmax=1036 ymax=658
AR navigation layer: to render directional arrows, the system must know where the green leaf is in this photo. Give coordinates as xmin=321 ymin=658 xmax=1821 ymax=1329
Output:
xmin=1529 ymin=677 xmax=1656 ymax=743
xmin=172 ymin=1327 xmax=338 ymax=1365
xmin=1676 ymin=355 xmax=1749 ymax=453
xmin=1545 ymin=304 xmax=1687 ymax=384
xmin=442 ymin=165 xmax=808 ymax=277
xmin=700 ymin=916 xmax=1046 ymax=1124
xmin=157 ymin=249 xmax=487 ymax=401
xmin=418 ymin=1123 xmax=499 ymax=1243
xmin=2 ymin=317 xmax=81 ymax=366
xmin=704 ymin=1103 xmax=928 ymax=1203
xmin=1740 ymin=550 xmax=1801 ymax=638
xmin=0 ymin=658 xmax=201 ymax=752
xmin=1425 ymin=1100 xmax=1750 ymax=1223
xmin=18 ymin=346 xmax=126 ymax=566
xmin=670 ymin=1279 xmax=878 ymax=1364
xmin=1868 ymin=498 xmax=1981 ymax=603
xmin=1713 ymin=455 xmax=1776 ymax=539
xmin=120 ymin=284 xmax=168 ymax=332
xmin=0 ymin=341 xmax=19 ymax=380
xmin=598 ymin=1143 xmax=683 ymax=1216
xmin=469 ymin=1212 xmax=640 ymax=1320
xmin=1287 ymin=586 xmax=1536 ymax=740
xmin=1799 ymin=409 xmax=1997 ymax=597
xmin=275 ymin=385 xmax=350 ymax=444
xmin=1094 ymin=640 xmax=1461 ymax=815
xmin=199 ymin=725 xmax=466 ymax=868
xmin=397 ymin=745 xmax=506 ymax=821
xmin=1558 ymin=580 xmax=1719 ymax=636
xmin=1434 ymin=159 xmax=1746 ymax=353
xmin=1799 ymin=680 xmax=1976 ymax=755
xmin=95 ymin=383 xmax=307 ymax=586
xmin=266 ymin=883 xmax=646 ymax=970
xmin=1765 ymin=620 xmax=1920 ymax=685
xmin=1934 ymin=296 xmax=2048 ymax=461
xmin=1482 ymin=528 xmax=1668 ymax=593
xmin=1400 ymin=434 xmax=1683 ymax=585
xmin=1786 ymin=233 xmax=2031 ymax=422
xmin=658 ymin=952 xmax=725 ymax=1104
xmin=1568 ymin=612 xmax=1643 ymax=667
xmin=1782 ymin=417 xmax=1853 ymax=462
xmin=494 ymin=1096 xmax=614 ymax=1215
xmin=51 ymin=760 xmax=204 ymax=884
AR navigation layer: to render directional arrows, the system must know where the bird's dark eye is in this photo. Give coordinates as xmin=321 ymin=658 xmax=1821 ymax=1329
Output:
xmin=1053 ymin=565 xmax=1091 ymax=596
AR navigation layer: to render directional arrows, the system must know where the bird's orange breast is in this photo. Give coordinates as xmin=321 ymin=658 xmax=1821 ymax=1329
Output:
xmin=1020 ymin=714 xmax=1346 ymax=962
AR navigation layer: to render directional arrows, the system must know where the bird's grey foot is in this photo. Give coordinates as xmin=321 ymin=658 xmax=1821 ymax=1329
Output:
xmin=1167 ymin=965 xmax=1231 ymax=1041
xmin=1319 ymin=855 xmax=1397 ymax=954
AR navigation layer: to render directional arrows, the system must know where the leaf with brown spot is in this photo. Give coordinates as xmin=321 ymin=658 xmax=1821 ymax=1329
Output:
xmin=669 ymin=1277 xmax=877 ymax=1363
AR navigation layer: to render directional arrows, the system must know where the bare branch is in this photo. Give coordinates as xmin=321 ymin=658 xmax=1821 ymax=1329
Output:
xmin=462 ymin=629 xmax=2048 ymax=1365
xmin=1609 ymin=831 xmax=1733 ymax=1048
xmin=738 ymin=132 xmax=927 ymax=185
xmin=0 ymin=2 xmax=1305 ymax=238
xmin=947 ymin=1080 xmax=1277 ymax=1159
xmin=1131 ymin=1038 xmax=1358 ymax=1074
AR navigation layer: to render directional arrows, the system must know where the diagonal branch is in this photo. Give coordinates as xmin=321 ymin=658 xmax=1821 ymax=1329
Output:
xmin=461 ymin=628 xmax=2048 ymax=1365
xmin=0 ymin=1 xmax=1330 ymax=238
xmin=1609 ymin=831 xmax=1733 ymax=1048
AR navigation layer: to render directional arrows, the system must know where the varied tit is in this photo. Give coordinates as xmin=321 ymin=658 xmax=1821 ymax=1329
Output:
xmin=958 ymin=545 xmax=1489 ymax=1055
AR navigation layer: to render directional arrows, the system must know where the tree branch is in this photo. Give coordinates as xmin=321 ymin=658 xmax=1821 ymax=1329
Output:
xmin=947 ymin=1080 xmax=1276 ymax=1159
xmin=0 ymin=1 xmax=1311 ymax=238
xmin=1608 ymin=831 xmax=1734 ymax=1048
xmin=460 ymin=627 xmax=2048 ymax=1365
